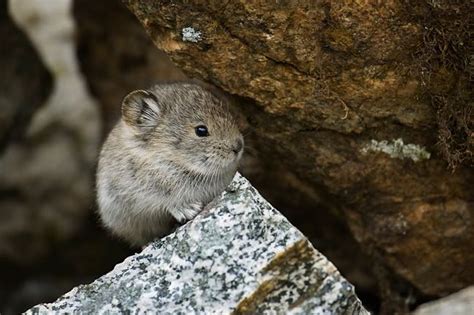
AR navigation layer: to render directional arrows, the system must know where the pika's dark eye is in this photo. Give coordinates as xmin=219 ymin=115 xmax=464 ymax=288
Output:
xmin=195 ymin=125 xmax=209 ymax=137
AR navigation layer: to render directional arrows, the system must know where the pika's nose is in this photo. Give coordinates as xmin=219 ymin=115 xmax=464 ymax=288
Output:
xmin=232 ymin=138 xmax=243 ymax=154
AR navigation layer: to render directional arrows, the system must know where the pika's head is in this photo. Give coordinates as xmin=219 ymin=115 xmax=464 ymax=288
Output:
xmin=121 ymin=83 xmax=243 ymax=175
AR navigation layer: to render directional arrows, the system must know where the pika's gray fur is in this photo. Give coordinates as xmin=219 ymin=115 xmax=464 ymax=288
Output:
xmin=96 ymin=82 xmax=243 ymax=246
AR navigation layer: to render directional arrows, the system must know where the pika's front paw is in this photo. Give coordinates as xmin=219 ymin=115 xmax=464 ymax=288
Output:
xmin=170 ymin=202 xmax=203 ymax=223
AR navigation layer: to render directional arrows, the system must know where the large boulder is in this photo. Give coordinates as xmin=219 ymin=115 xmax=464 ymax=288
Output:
xmin=123 ymin=0 xmax=474 ymax=306
xmin=27 ymin=174 xmax=369 ymax=314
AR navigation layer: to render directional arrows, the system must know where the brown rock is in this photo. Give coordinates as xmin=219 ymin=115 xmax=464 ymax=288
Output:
xmin=0 ymin=2 xmax=52 ymax=152
xmin=124 ymin=0 xmax=474 ymax=304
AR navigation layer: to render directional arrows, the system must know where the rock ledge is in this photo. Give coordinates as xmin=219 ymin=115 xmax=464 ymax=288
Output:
xmin=27 ymin=174 xmax=368 ymax=314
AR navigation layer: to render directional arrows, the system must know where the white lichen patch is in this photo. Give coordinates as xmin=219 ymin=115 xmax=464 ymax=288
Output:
xmin=361 ymin=138 xmax=431 ymax=162
xmin=181 ymin=27 xmax=202 ymax=43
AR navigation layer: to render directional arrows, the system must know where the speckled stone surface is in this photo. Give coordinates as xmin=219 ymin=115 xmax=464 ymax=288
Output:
xmin=27 ymin=173 xmax=369 ymax=314
xmin=413 ymin=286 xmax=474 ymax=315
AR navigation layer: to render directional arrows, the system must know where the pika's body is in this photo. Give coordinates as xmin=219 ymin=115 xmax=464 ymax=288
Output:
xmin=96 ymin=83 xmax=243 ymax=246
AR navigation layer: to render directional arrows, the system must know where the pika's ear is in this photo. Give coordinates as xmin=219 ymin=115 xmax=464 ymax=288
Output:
xmin=122 ymin=90 xmax=161 ymax=130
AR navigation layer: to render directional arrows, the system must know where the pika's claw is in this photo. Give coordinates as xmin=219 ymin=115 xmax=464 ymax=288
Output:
xmin=170 ymin=202 xmax=203 ymax=223
xmin=202 ymin=197 xmax=220 ymax=214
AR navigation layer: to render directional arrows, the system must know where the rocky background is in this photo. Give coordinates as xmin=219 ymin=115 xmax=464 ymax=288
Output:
xmin=0 ymin=0 xmax=472 ymax=314
xmin=1 ymin=1 xmax=130 ymax=313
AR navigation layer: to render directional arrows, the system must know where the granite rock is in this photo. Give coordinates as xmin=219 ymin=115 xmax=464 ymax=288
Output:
xmin=413 ymin=286 xmax=474 ymax=315
xmin=27 ymin=174 xmax=368 ymax=314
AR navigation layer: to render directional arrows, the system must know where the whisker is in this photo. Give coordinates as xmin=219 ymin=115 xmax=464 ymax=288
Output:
xmin=242 ymin=130 xmax=252 ymax=137
xmin=243 ymin=145 xmax=258 ymax=155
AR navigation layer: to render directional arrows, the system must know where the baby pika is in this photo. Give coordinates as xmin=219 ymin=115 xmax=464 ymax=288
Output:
xmin=96 ymin=82 xmax=244 ymax=246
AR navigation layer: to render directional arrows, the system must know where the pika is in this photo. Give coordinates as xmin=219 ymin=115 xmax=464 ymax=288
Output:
xmin=96 ymin=82 xmax=243 ymax=246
